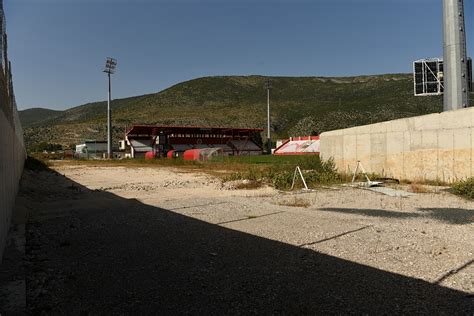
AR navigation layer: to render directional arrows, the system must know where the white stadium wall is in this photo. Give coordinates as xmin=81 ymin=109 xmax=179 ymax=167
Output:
xmin=320 ymin=107 xmax=474 ymax=182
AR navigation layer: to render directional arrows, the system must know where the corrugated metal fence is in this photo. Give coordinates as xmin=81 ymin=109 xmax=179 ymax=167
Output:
xmin=0 ymin=2 xmax=26 ymax=262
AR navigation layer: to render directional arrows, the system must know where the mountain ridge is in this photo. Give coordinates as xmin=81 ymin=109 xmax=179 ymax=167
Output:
xmin=20 ymin=73 xmax=445 ymax=149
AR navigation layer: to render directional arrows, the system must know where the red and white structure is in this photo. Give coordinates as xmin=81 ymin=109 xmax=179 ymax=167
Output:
xmin=273 ymin=136 xmax=320 ymax=156
xmin=123 ymin=125 xmax=263 ymax=159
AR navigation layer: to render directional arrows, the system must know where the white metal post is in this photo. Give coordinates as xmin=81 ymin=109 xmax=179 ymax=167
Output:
xmin=107 ymin=72 xmax=112 ymax=159
xmin=443 ymin=0 xmax=469 ymax=110
xmin=267 ymin=87 xmax=271 ymax=153
xmin=103 ymin=57 xmax=116 ymax=159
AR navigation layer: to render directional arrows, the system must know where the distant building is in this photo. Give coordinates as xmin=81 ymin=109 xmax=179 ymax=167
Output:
xmin=75 ymin=141 xmax=108 ymax=158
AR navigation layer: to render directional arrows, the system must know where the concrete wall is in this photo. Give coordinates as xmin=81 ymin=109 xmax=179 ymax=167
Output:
xmin=0 ymin=106 xmax=25 ymax=262
xmin=0 ymin=1 xmax=25 ymax=262
xmin=320 ymin=107 xmax=474 ymax=182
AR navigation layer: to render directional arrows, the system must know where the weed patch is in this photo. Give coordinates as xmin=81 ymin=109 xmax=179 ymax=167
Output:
xmin=233 ymin=180 xmax=264 ymax=190
xmin=409 ymin=183 xmax=430 ymax=193
xmin=59 ymin=155 xmax=340 ymax=191
xmin=277 ymin=197 xmax=311 ymax=208
xmin=451 ymin=178 xmax=474 ymax=199
xmin=220 ymin=156 xmax=340 ymax=190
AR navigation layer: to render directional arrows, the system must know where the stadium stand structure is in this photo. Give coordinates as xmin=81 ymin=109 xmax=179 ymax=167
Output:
xmin=124 ymin=125 xmax=263 ymax=158
xmin=273 ymin=136 xmax=320 ymax=156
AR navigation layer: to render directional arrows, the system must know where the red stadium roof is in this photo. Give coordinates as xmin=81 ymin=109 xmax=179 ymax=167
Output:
xmin=126 ymin=125 xmax=263 ymax=136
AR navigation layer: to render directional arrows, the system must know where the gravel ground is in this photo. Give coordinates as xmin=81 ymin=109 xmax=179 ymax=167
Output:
xmin=19 ymin=163 xmax=474 ymax=314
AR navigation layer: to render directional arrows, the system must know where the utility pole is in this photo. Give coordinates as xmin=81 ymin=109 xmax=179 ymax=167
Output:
xmin=264 ymin=79 xmax=272 ymax=154
xmin=443 ymin=0 xmax=469 ymax=110
xmin=103 ymin=57 xmax=117 ymax=159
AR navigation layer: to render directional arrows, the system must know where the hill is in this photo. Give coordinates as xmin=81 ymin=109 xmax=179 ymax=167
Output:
xmin=20 ymin=74 xmax=445 ymax=149
xmin=19 ymin=108 xmax=63 ymax=128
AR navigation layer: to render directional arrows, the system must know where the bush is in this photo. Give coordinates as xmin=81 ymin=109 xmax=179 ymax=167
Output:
xmin=28 ymin=141 xmax=63 ymax=153
xmin=452 ymin=177 xmax=474 ymax=199
xmin=222 ymin=156 xmax=340 ymax=190
xmin=271 ymin=170 xmax=294 ymax=190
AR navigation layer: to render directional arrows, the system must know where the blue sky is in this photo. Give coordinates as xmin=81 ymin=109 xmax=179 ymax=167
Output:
xmin=4 ymin=0 xmax=473 ymax=110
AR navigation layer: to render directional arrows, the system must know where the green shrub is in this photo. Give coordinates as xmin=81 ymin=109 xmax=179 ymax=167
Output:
xmin=223 ymin=172 xmax=244 ymax=182
xmin=271 ymin=170 xmax=294 ymax=190
xmin=28 ymin=141 xmax=63 ymax=153
xmin=452 ymin=178 xmax=474 ymax=199
xmin=222 ymin=156 xmax=340 ymax=190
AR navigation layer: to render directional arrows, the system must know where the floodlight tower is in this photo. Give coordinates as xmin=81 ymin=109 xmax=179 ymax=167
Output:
xmin=103 ymin=57 xmax=117 ymax=159
xmin=264 ymin=79 xmax=272 ymax=154
xmin=443 ymin=0 xmax=469 ymax=110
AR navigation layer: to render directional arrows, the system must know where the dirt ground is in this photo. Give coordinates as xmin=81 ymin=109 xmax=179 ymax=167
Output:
xmin=13 ymin=162 xmax=474 ymax=313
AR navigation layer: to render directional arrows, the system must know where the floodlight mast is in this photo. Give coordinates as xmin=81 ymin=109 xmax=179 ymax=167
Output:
xmin=443 ymin=0 xmax=469 ymax=110
xmin=264 ymin=79 xmax=272 ymax=154
xmin=103 ymin=57 xmax=117 ymax=159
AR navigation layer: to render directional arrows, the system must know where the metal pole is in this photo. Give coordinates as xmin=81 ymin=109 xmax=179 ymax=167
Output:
xmin=267 ymin=86 xmax=271 ymax=154
xmin=443 ymin=0 xmax=469 ymax=111
xmin=107 ymin=72 xmax=112 ymax=158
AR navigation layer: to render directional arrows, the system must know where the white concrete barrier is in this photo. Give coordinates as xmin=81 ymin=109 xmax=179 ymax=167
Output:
xmin=320 ymin=107 xmax=474 ymax=183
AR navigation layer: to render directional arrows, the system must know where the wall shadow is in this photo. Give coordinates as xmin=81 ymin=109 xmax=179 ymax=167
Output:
xmin=22 ymin=167 xmax=473 ymax=314
xmin=320 ymin=207 xmax=473 ymax=225
xmin=418 ymin=208 xmax=474 ymax=225
xmin=320 ymin=207 xmax=417 ymax=219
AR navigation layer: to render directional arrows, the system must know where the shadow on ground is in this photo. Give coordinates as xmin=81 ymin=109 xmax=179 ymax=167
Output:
xmin=20 ymin=167 xmax=473 ymax=314
xmin=319 ymin=207 xmax=474 ymax=225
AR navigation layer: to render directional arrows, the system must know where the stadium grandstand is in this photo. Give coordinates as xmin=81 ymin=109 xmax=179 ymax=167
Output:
xmin=273 ymin=136 xmax=320 ymax=156
xmin=122 ymin=125 xmax=263 ymax=158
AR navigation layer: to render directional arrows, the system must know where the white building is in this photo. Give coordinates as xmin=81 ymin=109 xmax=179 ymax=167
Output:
xmin=75 ymin=141 xmax=108 ymax=157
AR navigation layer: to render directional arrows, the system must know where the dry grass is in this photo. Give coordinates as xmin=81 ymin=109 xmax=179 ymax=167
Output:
xmin=277 ymin=197 xmax=311 ymax=208
xmin=48 ymin=157 xmax=269 ymax=178
xmin=398 ymin=176 xmax=450 ymax=187
xmin=233 ymin=181 xmax=264 ymax=190
xmin=409 ymin=183 xmax=430 ymax=193
xmin=48 ymin=156 xmax=341 ymax=189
